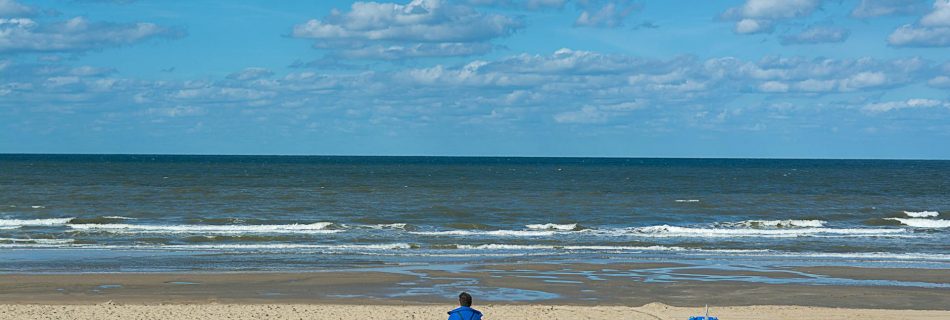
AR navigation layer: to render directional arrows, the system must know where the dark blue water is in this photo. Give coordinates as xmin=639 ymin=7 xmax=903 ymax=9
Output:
xmin=1 ymin=155 xmax=948 ymax=272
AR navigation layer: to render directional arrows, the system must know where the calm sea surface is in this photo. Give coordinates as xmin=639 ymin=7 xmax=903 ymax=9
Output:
xmin=1 ymin=155 xmax=948 ymax=272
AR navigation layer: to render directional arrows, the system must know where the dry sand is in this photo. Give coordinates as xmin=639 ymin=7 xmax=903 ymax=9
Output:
xmin=1 ymin=303 xmax=948 ymax=320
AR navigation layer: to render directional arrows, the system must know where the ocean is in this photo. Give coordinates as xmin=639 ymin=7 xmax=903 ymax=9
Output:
xmin=1 ymin=154 xmax=948 ymax=273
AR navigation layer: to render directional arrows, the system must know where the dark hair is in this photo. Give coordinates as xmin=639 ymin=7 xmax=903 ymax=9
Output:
xmin=458 ymin=292 xmax=472 ymax=307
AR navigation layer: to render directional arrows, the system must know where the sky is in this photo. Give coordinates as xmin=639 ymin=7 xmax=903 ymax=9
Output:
xmin=1 ymin=0 xmax=949 ymax=159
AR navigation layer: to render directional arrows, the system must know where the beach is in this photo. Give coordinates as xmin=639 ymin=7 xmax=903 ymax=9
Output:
xmin=2 ymin=156 xmax=949 ymax=318
xmin=4 ymin=303 xmax=948 ymax=320
xmin=1 ymin=263 xmax=948 ymax=319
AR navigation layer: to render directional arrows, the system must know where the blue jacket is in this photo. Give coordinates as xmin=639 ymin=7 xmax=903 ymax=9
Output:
xmin=447 ymin=306 xmax=482 ymax=320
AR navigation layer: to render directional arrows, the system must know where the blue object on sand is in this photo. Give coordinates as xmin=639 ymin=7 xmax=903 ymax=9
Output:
xmin=688 ymin=305 xmax=719 ymax=320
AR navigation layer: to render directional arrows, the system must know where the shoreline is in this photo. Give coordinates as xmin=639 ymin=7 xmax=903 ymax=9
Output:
xmin=1 ymin=263 xmax=947 ymax=310
xmin=2 ymin=304 xmax=949 ymax=320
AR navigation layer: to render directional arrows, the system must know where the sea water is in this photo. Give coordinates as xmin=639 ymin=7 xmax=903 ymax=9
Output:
xmin=1 ymin=155 xmax=948 ymax=272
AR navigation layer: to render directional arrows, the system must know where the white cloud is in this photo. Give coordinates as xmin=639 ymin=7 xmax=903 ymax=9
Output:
xmin=554 ymin=105 xmax=609 ymax=123
xmin=291 ymin=0 xmax=521 ymax=59
xmin=735 ymin=18 xmax=772 ymax=34
xmin=723 ymin=0 xmax=821 ymax=34
xmin=888 ymin=0 xmax=950 ymax=47
xmin=851 ymin=0 xmax=924 ymax=18
xmin=0 ymin=17 xmax=180 ymax=54
xmin=758 ymin=81 xmax=789 ymax=92
xmin=888 ymin=24 xmax=950 ymax=46
xmin=863 ymin=98 xmax=947 ymax=113
xmin=780 ymin=25 xmax=850 ymax=45
xmin=146 ymin=106 xmax=206 ymax=117
xmin=467 ymin=0 xmax=566 ymax=10
xmin=928 ymin=75 xmax=950 ymax=87
xmin=921 ymin=0 xmax=950 ymax=26
xmin=227 ymin=68 xmax=275 ymax=81
xmin=0 ymin=0 xmax=32 ymax=17
xmin=574 ymin=0 xmax=639 ymax=28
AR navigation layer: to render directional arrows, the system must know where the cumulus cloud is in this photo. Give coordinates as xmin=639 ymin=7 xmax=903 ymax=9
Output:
xmin=1 ymin=49 xmax=943 ymax=136
xmin=722 ymin=0 xmax=821 ymax=34
xmin=863 ymin=98 xmax=948 ymax=113
xmin=574 ymin=0 xmax=640 ymax=28
xmin=0 ymin=0 xmax=32 ymax=17
xmin=888 ymin=0 xmax=950 ymax=47
xmin=851 ymin=0 xmax=925 ymax=18
xmin=467 ymin=0 xmax=567 ymax=10
xmin=227 ymin=67 xmax=275 ymax=81
xmin=0 ymin=17 xmax=181 ymax=54
xmin=554 ymin=101 xmax=644 ymax=123
xmin=780 ymin=25 xmax=850 ymax=45
xmin=291 ymin=0 xmax=521 ymax=60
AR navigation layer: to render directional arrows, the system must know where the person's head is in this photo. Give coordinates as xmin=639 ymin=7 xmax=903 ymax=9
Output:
xmin=458 ymin=292 xmax=472 ymax=307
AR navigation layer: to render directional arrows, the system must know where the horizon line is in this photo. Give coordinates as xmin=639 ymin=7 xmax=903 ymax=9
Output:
xmin=1 ymin=153 xmax=948 ymax=161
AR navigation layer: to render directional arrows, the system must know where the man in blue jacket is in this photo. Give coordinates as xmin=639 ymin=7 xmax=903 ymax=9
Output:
xmin=447 ymin=292 xmax=482 ymax=320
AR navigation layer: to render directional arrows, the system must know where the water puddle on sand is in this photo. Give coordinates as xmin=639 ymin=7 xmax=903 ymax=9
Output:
xmin=166 ymin=281 xmax=200 ymax=285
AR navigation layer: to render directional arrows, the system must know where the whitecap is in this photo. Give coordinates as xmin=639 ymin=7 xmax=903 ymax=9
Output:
xmin=724 ymin=219 xmax=827 ymax=228
xmin=525 ymin=223 xmax=578 ymax=231
xmin=67 ymin=222 xmax=342 ymax=234
xmin=884 ymin=218 xmax=950 ymax=228
xmin=409 ymin=230 xmax=556 ymax=237
xmin=675 ymin=199 xmax=700 ymax=203
xmin=0 ymin=218 xmax=74 ymax=228
xmin=903 ymin=211 xmax=939 ymax=218
xmin=591 ymin=225 xmax=906 ymax=238
xmin=0 ymin=238 xmax=75 ymax=244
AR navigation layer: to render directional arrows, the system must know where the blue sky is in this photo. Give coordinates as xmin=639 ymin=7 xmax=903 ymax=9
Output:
xmin=1 ymin=0 xmax=949 ymax=158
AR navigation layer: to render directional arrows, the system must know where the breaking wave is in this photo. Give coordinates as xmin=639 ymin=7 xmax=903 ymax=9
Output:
xmin=525 ymin=223 xmax=582 ymax=231
xmin=67 ymin=222 xmax=342 ymax=234
xmin=903 ymin=211 xmax=939 ymax=218
xmin=884 ymin=218 xmax=950 ymax=228
xmin=591 ymin=225 xmax=907 ymax=238
xmin=0 ymin=218 xmax=74 ymax=228
xmin=720 ymin=219 xmax=826 ymax=228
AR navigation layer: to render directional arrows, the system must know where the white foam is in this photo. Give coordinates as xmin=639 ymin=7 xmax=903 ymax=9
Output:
xmin=409 ymin=230 xmax=556 ymax=237
xmin=452 ymin=244 xmax=771 ymax=254
xmin=675 ymin=199 xmax=700 ymax=203
xmin=727 ymin=219 xmax=827 ymax=228
xmin=525 ymin=223 xmax=578 ymax=231
xmin=160 ymin=243 xmax=411 ymax=250
xmin=884 ymin=218 xmax=950 ymax=228
xmin=30 ymin=205 xmax=45 ymax=209
xmin=767 ymin=251 xmax=950 ymax=261
xmin=0 ymin=238 xmax=75 ymax=244
xmin=0 ymin=218 xmax=74 ymax=228
xmin=102 ymin=216 xmax=136 ymax=220
xmin=0 ymin=242 xmax=410 ymax=250
xmin=354 ymin=223 xmax=408 ymax=230
xmin=67 ymin=222 xmax=342 ymax=234
xmin=591 ymin=225 xmax=907 ymax=238
xmin=903 ymin=211 xmax=939 ymax=218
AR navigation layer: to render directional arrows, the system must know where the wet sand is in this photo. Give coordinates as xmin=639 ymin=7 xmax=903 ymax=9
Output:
xmin=2 ymin=303 xmax=947 ymax=320
xmin=0 ymin=263 xmax=947 ymax=311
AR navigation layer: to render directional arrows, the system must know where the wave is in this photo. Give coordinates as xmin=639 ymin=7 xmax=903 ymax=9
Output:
xmin=720 ymin=219 xmax=826 ymax=228
xmin=525 ymin=223 xmax=581 ymax=231
xmin=67 ymin=222 xmax=343 ymax=234
xmin=884 ymin=218 xmax=950 ymax=228
xmin=0 ymin=237 xmax=75 ymax=244
xmin=0 ymin=218 xmax=73 ymax=228
xmin=409 ymin=230 xmax=557 ymax=237
xmin=903 ymin=211 xmax=939 ymax=218
xmin=68 ymin=216 xmax=136 ymax=224
xmin=591 ymin=225 xmax=907 ymax=238
xmin=345 ymin=223 xmax=409 ymax=230
xmin=675 ymin=199 xmax=700 ymax=203
xmin=0 ymin=242 xmax=411 ymax=250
